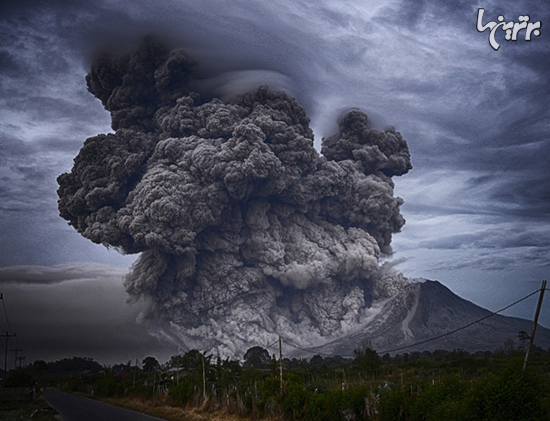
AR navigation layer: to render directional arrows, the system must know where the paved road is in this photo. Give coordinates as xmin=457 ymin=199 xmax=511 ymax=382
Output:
xmin=43 ymin=388 xmax=166 ymax=421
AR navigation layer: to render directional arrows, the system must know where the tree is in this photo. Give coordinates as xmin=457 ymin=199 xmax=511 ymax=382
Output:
xmin=33 ymin=360 xmax=48 ymax=376
xmin=47 ymin=357 xmax=102 ymax=374
xmin=310 ymin=355 xmax=324 ymax=366
xmin=243 ymin=346 xmax=270 ymax=369
xmin=169 ymin=354 xmax=184 ymax=368
xmin=501 ymin=338 xmax=516 ymax=356
xmin=518 ymin=330 xmax=530 ymax=352
xmin=7 ymin=370 xmax=33 ymax=387
xmin=354 ymin=342 xmax=381 ymax=374
xmin=142 ymin=356 xmax=160 ymax=373
xmin=181 ymin=350 xmax=211 ymax=371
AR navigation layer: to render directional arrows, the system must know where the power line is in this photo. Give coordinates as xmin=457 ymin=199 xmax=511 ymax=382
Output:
xmin=280 ymin=287 xmax=542 ymax=357
xmin=378 ymin=287 xmax=541 ymax=354
xmin=265 ymin=339 xmax=279 ymax=350
xmin=283 ymin=340 xmax=333 ymax=356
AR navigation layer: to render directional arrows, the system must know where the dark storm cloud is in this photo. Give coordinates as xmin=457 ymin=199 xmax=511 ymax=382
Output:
xmin=0 ymin=130 xmax=138 ymax=269
xmin=511 ymin=49 xmax=550 ymax=88
xmin=417 ymin=226 xmax=550 ymax=251
xmin=0 ymin=50 xmax=22 ymax=76
xmin=0 ymin=134 xmax=126 ymax=268
xmin=0 ymin=0 xmax=335 ymax=273
xmin=8 ymin=97 xmax=97 ymax=122
xmin=0 ymin=263 xmax=126 ymax=285
xmin=34 ymin=136 xmax=88 ymax=154
xmin=491 ymin=177 xmax=550 ymax=217
xmin=439 ymin=248 xmax=549 ymax=273
xmin=0 ymin=269 xmax=175 ymax=364
xmin=452 ymin=254 xmax=518 ymax=272
xmin=378 ymin=0 xmax=477 ymax=38
xmin=0 ymin=132 xmax=28 ymax=161
xmin=389 ymin=0 xmax=545 ymax=34
xmin=0 ymin=134 xmax=55 ymax=210
xmin=0 ymin=0 xmax=80 ymax=13
xmin=394 ymin=0 xmax=427 ymax=28
xmin=71 ymin=0 xmax=361 ymax=131
xmin=2 ymin=0 xmax=550 ymax=358
xmin=385 ymin=0 xmax=550 ymax=226
xmin=11 ymin=163 xmax=46 ymax=182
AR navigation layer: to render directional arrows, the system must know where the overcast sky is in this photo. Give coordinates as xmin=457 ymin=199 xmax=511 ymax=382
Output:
xmin=0 ymin=0 xmax=549 ymax=365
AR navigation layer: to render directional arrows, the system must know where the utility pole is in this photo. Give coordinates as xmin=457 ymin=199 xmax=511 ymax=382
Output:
xmin=523 ymin=280 xmax=547 ymax=373
xmin=15 ymin=356 xmax=25 ymax=369
xmin=2 ymin=332 xmax=16 ymax=387
xmin=279 ymin=336 xmax=283 ymax=393
xmin=11 ymin=348 xmax=22 ymax=370
xmin=202 ymin=353 xmax=206 ymax=402
xmin=133 ymin=358 xmax=138 ymax=388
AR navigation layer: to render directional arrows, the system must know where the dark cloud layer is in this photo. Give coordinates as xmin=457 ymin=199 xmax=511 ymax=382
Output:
xmin=0 ymin=266 xmax=175 ymax=365
xmin=1 ymin=0 xmax=549 ymax=362
xmin=0 ymin=263 xmax=127 ymax=285
xmin=391 ymin=1 xmax=550 ymax=228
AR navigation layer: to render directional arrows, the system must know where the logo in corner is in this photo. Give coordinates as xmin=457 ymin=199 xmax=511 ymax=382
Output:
xmin=477 ymin=8 xmax=541 ymax=51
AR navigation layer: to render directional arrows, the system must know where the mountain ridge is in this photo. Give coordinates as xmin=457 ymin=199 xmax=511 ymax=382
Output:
xmin=288 ymin=279 xmax=550 ymax=357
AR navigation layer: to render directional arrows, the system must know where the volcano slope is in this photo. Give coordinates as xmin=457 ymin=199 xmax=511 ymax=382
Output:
xmin=298 ymin=279 xmax=550 ymax=356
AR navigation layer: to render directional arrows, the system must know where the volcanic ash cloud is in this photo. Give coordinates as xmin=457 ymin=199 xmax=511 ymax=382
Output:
xmin=57 ymin=38 xmax=412 ymax=357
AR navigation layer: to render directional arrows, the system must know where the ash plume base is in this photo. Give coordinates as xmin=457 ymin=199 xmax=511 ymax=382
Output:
xmin=57 ymin=37 xmax=412 ymax=358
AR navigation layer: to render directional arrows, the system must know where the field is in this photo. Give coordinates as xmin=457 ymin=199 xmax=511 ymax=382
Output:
xmin=5 ymin=345 xmax=550 ymax=420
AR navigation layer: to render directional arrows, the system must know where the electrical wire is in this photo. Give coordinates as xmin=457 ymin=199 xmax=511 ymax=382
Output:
xmin=378 ymin=287 xmax=540 ymax=354
xmin=283 ymin=340 xmax=332 ymax=356
xmin=280 ymin=287 xmax=542 ymax=357
xmin=265 ymin=339 xmax=280 ymax=350
xmin=1 ymin=294 xmax=15 ymax=334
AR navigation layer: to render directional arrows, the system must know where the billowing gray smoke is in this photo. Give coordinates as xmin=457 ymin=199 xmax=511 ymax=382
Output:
xmin=58 ymin=37 xmax=412 ymax=356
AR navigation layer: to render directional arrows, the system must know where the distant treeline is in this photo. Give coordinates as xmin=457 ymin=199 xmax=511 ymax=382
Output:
xmin=10 ymin=342 xmax=550 ymax=420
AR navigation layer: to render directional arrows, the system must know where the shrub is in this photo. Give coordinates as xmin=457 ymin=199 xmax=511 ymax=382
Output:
xmin=95 ymin=377 xmax=124 ymax=398
xmin=411 ymin=375 xmax=468 ymax=421
xmin=6 ymin=370 xmax=34 ymax=387
xmin=379 ymin=387 xmax=409 ymax=421
xmin=168 ymin=379 xmax=197 ymax=406
xmin=469 ymin=365 xmax=544 ymax=421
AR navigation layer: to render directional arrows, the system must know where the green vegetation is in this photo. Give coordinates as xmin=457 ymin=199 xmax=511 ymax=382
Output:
xmin=7 ymin=344 xmax=550 ymax=420
xmin=0 ymin=378 xmax=57 ymax=421
xmin=0 ymin=399 xmax=58 ymax=421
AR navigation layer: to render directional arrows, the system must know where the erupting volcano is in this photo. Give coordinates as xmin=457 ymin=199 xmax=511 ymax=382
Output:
xmin=57 ymin=36 xmax=413 ymax=357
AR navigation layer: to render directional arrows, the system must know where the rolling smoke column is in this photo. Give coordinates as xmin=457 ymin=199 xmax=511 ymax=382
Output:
xmin=57 ymin=37 xmax=412 ymax=358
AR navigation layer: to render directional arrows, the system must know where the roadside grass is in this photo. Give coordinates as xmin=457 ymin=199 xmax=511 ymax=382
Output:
xmin=104 ymin=395 xmax=275 ymax=421
xmin=0 ymin=396 xmax=58 ymax=421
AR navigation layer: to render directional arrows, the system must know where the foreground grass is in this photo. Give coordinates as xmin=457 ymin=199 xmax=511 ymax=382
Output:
xmin=104 ymin=396 xmax=261 ymax=421
xmin=0 ymin=396 xmax=58 ymax=421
